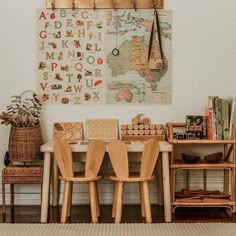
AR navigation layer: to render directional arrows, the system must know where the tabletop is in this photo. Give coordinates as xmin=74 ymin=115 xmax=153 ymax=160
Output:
xmin=40 ymin=140 xmax=172 ymax=153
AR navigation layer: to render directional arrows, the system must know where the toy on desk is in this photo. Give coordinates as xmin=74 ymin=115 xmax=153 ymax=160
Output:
xmin=132 ymin=113 xmax=150 ymax=125
xmin=121 ymin=114 xmax=165 ymax=141
xmin=86 ymin=119 xmax=119 ymax=140
xmin=53 ymin=122 xmax=83 ymax=143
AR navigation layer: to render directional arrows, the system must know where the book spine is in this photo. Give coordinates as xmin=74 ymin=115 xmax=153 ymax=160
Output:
xmin=203 ymin=116 xmax=208 ymax=139
xmin=216 ymin=97 xmax=223 ymax=140
xmin=229 ymin=98 xmax=235 ymax=139
xmin=222 ymin=99 xmax=229 ymax=140
xmin=207 ymin=96 xmax=214 ymax=140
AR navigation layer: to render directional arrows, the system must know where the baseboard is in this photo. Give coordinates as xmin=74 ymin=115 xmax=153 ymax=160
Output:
xmin=0 ymin=192 xmax=159 ymax=206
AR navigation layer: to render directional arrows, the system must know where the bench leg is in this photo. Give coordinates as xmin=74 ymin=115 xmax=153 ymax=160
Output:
xmin=10 ymin=184 xmax=14 ymax=208
xmin=2 ymin=182 xmax=6 ymax=222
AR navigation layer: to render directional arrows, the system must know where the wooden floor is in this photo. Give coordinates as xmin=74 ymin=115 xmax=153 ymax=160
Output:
xmin=1 ymin=205 xmax=236 ymax=223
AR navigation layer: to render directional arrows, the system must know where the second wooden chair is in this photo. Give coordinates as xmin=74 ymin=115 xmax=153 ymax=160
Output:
xmin=108 ymin=139 xmax=160 ymax=223
xmin=53 ymin=139 xmax=106 ymax=223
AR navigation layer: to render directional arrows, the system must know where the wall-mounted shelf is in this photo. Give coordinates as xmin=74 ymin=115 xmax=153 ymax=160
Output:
xmin=46 ymin=0 xmax=164 ymax=9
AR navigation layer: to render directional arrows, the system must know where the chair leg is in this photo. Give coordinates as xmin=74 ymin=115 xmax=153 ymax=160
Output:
xmin=10 ymin=184 xmax=15 ymax=223
xmin=115 ymin=181 xmax=124 ymax=223
xmin=142 ymin=181 xmax=152 ymax=223
xmin=40 ymin=183 xmax=43 ymax=205
xmin=67 ymin=182 xmax=73 ymax=218
xmin=10 ymin=184 xmax=14 ymax=208
xmin=139 ymin=182 xmax=145 ymax=218
xmin=112 ymin=182 xmax=118 ymax=218
xmin=89 ymin=181 xmax=98 ymax=223
xmin=95 ymin=182 xmax=100 ymax=218
xmin=2 ymin=182 xmax=6 ymax=222
xmin=61 ymin=181 xmax=71 ymax=223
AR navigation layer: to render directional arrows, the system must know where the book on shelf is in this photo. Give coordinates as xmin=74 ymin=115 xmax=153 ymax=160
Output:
xmin=207 ymin=96 xmax=214 ymax=140
xmin=222 ymin=98 xmax=229 ymax=140
xmin=213 ymin=96 xmax=222 ymax=140
xmin=229 ymin=97 xmax=235 ymax=139
xmin=186 ymin=115 xmax=207 ymax=139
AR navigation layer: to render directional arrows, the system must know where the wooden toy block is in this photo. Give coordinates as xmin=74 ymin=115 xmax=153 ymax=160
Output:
xmin=86 ymin=119 xmax=119 ymax=140
xmin=121 ymin=123 xmax=165 ymax=141
xmin=53 ymin=122 xmax=83 ymax=143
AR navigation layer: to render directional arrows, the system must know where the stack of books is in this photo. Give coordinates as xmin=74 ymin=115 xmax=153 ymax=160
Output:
xmin=207 ymin=96 xmax=235 ymax=140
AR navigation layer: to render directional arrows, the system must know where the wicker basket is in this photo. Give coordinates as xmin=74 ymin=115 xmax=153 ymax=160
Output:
xmin=8 ymin=125 xmax=43 ymax=162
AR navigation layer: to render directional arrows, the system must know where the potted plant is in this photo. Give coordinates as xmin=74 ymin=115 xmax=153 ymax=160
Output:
xmin=0 ymin=90 xmax=43 ymax=162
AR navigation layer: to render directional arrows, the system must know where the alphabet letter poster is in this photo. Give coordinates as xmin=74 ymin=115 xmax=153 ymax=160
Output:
xmin=37 ymin=9 xmax=172 ymax=104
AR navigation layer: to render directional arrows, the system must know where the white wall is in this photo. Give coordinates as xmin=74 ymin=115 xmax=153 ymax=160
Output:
xmin=0 ymin=0 xmax=236 ymax=205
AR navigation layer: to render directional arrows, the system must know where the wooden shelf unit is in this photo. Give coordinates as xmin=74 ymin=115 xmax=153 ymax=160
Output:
xmin=166 ymin=122 xmax=236 ymax=214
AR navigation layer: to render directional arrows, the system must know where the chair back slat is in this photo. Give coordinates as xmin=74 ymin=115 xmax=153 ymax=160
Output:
xmin=108 ymin=140 xmax=129 ymax=178
xmin=53 ymin=140 xmax=74 ymax=178
xmin=140 ymin=139 xmax=160 ymax=178
xmin=85 ymin=140 xmax=106 ymax=178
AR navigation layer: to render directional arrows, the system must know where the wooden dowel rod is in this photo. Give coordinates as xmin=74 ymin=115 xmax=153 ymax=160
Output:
xmin=46 ymin=0 xmax=164 ymax=9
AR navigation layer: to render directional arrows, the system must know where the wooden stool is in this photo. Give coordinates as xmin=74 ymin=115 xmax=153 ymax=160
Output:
xmin=2 ymin=166 xmax=43 ymax=221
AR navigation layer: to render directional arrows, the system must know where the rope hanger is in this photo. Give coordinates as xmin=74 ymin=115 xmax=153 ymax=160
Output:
xmin=51 ymin=0 xmax=55 ymax=11
xmin=72 ymin=0 xmax=75 ymax=11
xmin=133 ymin=0 xmax=137 ymax=11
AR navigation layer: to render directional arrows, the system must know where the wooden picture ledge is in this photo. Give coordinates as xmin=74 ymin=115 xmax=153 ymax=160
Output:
xmin=46 ymin=0 xmax=164 ymax=9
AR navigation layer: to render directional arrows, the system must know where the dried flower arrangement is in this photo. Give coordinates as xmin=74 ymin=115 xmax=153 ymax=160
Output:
xmin=0 ymin=90 xmax=42 ymax=127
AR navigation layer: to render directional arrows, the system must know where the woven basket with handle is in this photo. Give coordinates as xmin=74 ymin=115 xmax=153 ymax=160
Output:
xmin=8 ymin=125 xmax=43 ymax=162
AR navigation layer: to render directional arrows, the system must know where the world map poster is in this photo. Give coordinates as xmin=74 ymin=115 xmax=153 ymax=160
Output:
xmin=37 ymin=9 xmax=172 ymax=105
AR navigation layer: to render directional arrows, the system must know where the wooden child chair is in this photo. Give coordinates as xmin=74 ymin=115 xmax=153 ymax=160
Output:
xmin=53 ymin=139 xmax=106 ymax=223
xmin=108 ymin=139 xmax=160 ymax=223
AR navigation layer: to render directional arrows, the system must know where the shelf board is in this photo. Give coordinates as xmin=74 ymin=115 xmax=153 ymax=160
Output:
xmin=121 ymin=135 xmax=165 ymax=141
xmin=167 ymin=138 xmax=236 ymax=144
xmin=173 ymin=198 xmax=232 ymax=206
xmin=171 ymin=160 xmax=235 ymax=169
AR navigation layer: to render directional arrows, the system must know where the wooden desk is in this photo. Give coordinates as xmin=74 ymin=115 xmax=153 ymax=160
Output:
xmin=40 ymin=141 xmax=172 ymax=223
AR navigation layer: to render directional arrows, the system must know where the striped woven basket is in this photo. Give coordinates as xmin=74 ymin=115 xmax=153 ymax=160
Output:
xmin=8 ymin=125 xmax=43 ymax=162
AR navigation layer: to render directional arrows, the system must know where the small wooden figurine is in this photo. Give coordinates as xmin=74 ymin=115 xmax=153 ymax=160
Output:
xmin=132 ymin=114 xmax=150 ymax=125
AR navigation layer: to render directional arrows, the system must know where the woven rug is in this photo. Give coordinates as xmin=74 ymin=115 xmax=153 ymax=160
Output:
xmin=0 ymin=223 xmax=236 ymax=236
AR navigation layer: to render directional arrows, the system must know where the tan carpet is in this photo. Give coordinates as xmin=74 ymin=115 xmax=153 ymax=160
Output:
xmin=0 ymin=223 xmax=236 ymax=236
